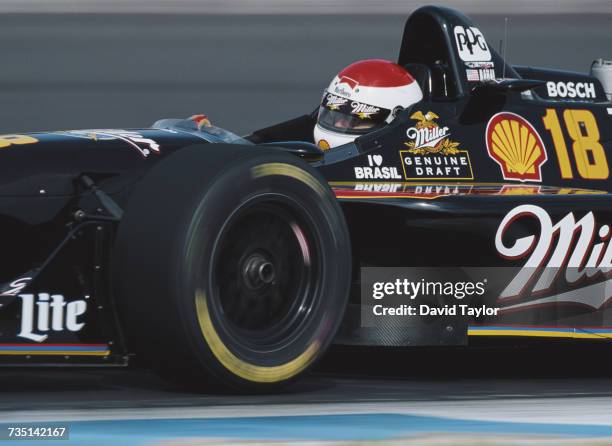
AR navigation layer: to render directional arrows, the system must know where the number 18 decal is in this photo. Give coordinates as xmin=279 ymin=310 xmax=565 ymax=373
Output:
xmin=542 ymin=109 xmax=609 ymax=180
xmin=0 ymin=134 xmax=38 ymax=149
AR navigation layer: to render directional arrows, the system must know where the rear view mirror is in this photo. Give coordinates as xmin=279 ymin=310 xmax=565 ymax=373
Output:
xmin=472 ymin=79 xmax=545 ymax=95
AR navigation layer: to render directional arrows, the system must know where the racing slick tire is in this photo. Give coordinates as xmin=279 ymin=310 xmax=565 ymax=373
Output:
xmin=113 ymin=144 xmax=351 ymax=391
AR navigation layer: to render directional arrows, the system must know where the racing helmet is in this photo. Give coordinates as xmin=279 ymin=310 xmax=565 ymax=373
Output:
xmin=314 ymin=59 xmax=423 ymax=150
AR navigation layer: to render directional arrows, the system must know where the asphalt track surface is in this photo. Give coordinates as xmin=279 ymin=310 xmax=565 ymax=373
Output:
xmin=3 ymin=346 xmax=612 ymax=444
xmin=1 ymin=12 xmax=612 ymax=445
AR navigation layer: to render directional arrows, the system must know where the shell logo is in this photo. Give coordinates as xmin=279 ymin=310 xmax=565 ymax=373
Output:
xmin=317 ymin=139 xmax=330 ymax=151
xmin=486 ymin=112 xmax=547 ymax=182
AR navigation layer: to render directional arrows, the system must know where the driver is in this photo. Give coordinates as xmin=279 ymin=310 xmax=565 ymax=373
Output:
xmin=314 ymin=59 xmax=423 ymax=150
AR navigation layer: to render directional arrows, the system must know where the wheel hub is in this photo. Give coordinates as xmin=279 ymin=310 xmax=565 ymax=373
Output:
xmin=242 ymin=253 xmax=276 ymax=290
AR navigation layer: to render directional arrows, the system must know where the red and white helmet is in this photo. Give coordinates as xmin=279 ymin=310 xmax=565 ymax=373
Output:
xmin=314 ymin=59 xmax=423 ymax=150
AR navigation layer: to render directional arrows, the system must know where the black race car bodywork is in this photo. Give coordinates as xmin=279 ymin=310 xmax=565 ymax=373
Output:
xmin=1 ymin=6 xmax=611 ymax=388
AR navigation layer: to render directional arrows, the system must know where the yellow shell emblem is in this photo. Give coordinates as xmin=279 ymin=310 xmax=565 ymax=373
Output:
xmin=486 ymin=112 xmax=547 ymax=182
xmin=317 ymin=139 xmax=331 ymax=151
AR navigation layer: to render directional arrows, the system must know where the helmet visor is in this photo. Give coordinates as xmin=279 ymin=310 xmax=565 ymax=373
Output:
xmin=317 ymin=92 xmax=391 ymax=135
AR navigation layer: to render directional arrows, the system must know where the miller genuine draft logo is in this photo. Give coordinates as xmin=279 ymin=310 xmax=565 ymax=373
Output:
xmin=399 ymin=111 xmax=473 ymax=180
xmin=486 ymin=112 xmax=548 ymax=182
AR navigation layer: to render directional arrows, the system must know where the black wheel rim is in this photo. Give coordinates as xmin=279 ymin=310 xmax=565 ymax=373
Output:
xmin=210 ymin=194 xmax=322 ymax=350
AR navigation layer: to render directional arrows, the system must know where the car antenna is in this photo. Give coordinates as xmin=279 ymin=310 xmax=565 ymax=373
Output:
xmin=502 ymin=17 xmax=509 ymax=79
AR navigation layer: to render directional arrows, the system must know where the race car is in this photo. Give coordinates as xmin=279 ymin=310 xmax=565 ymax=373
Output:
xmin=1 ymin=5 xmax=611 ymax=391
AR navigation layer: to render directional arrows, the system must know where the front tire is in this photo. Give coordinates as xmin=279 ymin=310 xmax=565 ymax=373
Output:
xmin=114 ymin=144 xmax=351 ymax=391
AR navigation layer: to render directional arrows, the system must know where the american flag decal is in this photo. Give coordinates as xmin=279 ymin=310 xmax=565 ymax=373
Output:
xmin=466 ymin=69 xmax=480 ymax=81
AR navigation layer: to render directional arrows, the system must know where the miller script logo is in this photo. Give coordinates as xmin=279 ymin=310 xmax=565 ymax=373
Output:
xmin=351 ymin=102 xmax=380 ymax=119
xmin=0 ymin=277 xmax=31 ymax=296
xmin=63 ymin=130 xmax=161 ymax=158
xmin=496 ymin=205 xmax=612 ymax=310
xmin=325 ymin=93 xmax=348 ymax=110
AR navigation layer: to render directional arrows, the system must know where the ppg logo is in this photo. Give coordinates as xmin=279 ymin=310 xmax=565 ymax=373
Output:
xmin=454 ymin=26 xmax=491 ymax=62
